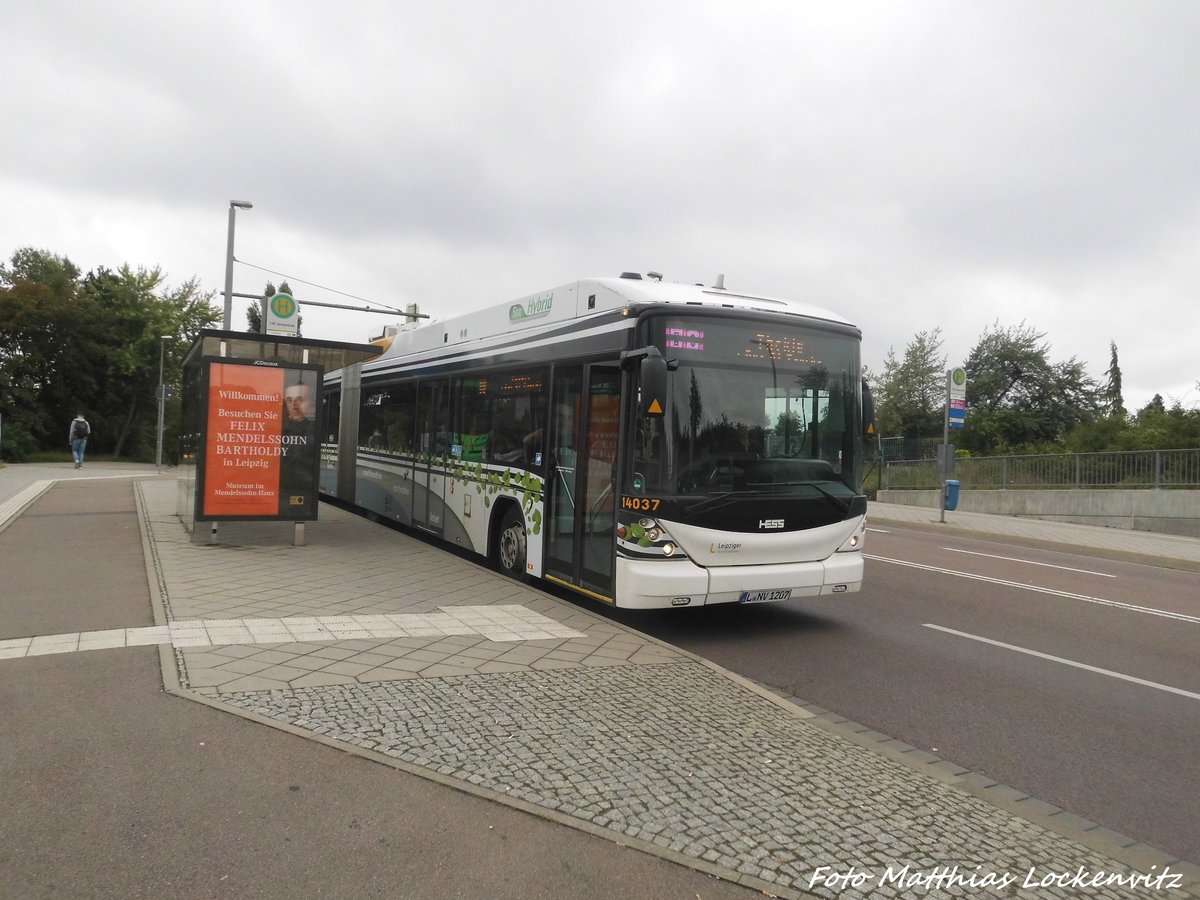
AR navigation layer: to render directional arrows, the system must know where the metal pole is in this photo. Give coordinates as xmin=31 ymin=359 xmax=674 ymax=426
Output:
xmin=222 ymin=206 xmax=236 ymax=330
xmin=940 ymin=370 xmax=950 ymax=524
xmin=222 ymin=201 xmax=252 ymax=330
xmin=155 ymin=336 xmax=167 ymax=471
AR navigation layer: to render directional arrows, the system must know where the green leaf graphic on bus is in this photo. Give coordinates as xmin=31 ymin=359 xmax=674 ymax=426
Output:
xmin=627 ymin=522 xmax=653 ymax=547
xmin=445 ymin=459 xmax=542 ymax=520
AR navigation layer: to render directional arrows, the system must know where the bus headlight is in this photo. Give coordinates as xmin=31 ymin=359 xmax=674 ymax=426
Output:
xmin=837 ymin=522 xmax=866 ymax=552
xmin=617 ymin=516 xmax=687 ymax=559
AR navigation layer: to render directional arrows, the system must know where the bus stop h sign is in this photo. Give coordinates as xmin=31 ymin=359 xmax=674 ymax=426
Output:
xmin=266 ymin=292 xmax=299 ymax=336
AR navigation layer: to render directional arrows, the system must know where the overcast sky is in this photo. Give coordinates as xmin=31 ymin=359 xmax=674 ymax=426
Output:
xmin=4 ymin=1 xmax=1198 ymax=413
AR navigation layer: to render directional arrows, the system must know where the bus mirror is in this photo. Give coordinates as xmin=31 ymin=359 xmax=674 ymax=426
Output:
xmin=640 ymin=351 xmax=668 ymax=417
xmin=861 ymin=377 xmax=877 ymax=439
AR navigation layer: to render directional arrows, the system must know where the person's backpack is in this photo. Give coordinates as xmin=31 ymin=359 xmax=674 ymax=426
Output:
xmin=72 ymin=420 xmax=89 ymax=441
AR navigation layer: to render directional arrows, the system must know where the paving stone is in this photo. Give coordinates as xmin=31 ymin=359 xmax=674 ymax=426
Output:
xmin=213 ymin=661 xmax=1181 ymax=899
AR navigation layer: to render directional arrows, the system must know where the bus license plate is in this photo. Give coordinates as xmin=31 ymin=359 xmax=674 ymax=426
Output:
xmin=739 ymin=588 xmax=792 ymax=604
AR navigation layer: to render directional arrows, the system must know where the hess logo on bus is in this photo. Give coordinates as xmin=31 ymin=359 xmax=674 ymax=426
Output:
xmin=759 ymin=519 xmax=785 ymax=530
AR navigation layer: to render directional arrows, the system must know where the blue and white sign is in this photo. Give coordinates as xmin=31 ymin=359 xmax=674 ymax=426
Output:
xmin=949 ymin=397 xmax=966 ymax=429
xmin=947 ymin=368 xmax=967 ymax=429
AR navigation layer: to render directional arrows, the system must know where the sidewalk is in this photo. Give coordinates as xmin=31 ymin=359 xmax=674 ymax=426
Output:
xmin=3 ymin=465 xmax=1198 ymax=898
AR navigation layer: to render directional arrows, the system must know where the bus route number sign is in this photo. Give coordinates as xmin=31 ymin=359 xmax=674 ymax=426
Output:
xmin=621 ymin=496 xmax=661 ymax=512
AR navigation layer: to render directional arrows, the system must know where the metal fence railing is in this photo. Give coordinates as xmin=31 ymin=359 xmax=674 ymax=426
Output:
xmin=883 ymin=448 xmax=1200 ymax=491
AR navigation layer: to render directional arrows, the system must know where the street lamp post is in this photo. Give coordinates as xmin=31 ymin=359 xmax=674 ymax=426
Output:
xmin=155 ymin=335 xmax=169 ymax=471
xmin=222 ymin=200 xmax=253 ymax=330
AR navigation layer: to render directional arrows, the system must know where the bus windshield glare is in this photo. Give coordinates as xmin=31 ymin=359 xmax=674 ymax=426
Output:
xmin=634 ymin=317 xmax=863 ymax=503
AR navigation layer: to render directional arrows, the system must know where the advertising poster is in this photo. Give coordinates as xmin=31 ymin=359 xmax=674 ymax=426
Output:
xmin=197 ymin=359 xmax=321 ymax=521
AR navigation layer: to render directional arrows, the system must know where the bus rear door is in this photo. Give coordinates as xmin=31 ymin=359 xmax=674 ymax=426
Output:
xmin=412 ymin=380 xmax=447 ymax=535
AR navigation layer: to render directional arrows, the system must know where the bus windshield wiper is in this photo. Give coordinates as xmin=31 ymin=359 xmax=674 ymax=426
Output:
xmin=741 ymin=479 xmax=853 ymax=513
xmin=806 ymin=481 xmax=852 ymax=513
xmin=683 ymin=482 xmax=853 ymax=514
xmin=683 ymin=491 xmax=757 ymax=515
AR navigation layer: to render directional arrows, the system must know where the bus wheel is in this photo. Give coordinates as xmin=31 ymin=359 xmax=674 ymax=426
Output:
xmin=496 ymin=506 xmax=528 ymax=581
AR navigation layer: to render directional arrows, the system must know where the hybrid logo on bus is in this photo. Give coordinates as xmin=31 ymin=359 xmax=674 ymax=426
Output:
xmin=509 ymin=293 xmax=554 ymax=322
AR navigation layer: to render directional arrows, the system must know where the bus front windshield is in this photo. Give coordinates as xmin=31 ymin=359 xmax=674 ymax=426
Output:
xmin=633 ymin=316 xmax=863 ymax=504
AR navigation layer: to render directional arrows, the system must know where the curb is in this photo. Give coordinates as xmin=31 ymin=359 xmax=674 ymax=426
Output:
xmin=0 ymin=480 xmax=54 ymax=534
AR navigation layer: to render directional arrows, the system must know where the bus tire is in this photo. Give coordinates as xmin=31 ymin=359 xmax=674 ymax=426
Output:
xmin=495 ymin=505 xmax=528 ymax=581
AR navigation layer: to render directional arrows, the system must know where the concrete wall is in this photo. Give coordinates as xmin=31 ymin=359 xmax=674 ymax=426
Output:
xmin=878 ymin=489 xmax=1200 ymax=538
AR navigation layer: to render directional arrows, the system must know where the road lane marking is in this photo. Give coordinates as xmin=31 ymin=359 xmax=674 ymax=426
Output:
xmin=867 ymin=527 xmax=891 ymax=534
xmin=0 ymin=606 xmax=587 ymax=659
xmin=867 ymin=555 xmax=1200 ymax=624
xmin=939 ymin=547 xmax=1115 ymax=578
xmin=924 ymin=624 xmax=1200 ymax=701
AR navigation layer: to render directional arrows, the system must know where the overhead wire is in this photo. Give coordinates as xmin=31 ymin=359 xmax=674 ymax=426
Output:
xmin=234 ymin=257 xmax=410 ymax=314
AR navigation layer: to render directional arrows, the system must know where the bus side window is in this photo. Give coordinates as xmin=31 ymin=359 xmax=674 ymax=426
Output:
xmin=453 ymin=376 xmax=489 ymax=462
xmin=322 ymin=392 xmax=340 ymax=444
xmin=489 ymin=368 xmax=547 ymax=469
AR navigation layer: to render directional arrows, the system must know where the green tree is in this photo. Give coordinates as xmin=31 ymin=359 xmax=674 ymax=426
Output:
xmin=1101 ymin=341 xmax=1126 ymax=418
xmin=246 ymin=281 xmax=274 ymax=333
xmin=0 ymin=250 xmax=86 ymax=458
xmin=1121 ymin=397 xmax=1200 ymax=450
xmin=962 ymin=321 xmax=1101 ymax=454
xmin=0 ymin=247 xmax=218 ymax=461
xmin=1140 ymin=394 xmax=1166 ymax=416
xmin=871 ymin=328 xmax=946 ymax=441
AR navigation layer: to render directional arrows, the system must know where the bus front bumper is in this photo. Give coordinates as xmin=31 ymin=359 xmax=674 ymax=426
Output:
xmin=613 ymin=552 xmax=863 ymax=610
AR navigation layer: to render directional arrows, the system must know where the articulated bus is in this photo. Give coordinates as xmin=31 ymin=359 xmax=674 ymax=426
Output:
xmin=320 ymin=273 xmax=875 ymax=608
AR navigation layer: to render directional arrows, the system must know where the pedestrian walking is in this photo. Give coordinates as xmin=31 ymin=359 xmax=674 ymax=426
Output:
xmin=69 ymin=413 xmax=91 ymax=468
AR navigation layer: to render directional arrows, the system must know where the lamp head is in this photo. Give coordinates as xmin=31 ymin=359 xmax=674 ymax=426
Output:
xmin=230 ymin=200 xmax=253 ymax=209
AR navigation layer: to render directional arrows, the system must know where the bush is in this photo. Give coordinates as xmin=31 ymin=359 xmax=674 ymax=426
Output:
xmin=0 ymin=422 xmax=38 ymax=462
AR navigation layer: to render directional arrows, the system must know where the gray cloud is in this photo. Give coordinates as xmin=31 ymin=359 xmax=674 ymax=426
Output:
xmin=3 ymin=0 xmax=1198 ymax=410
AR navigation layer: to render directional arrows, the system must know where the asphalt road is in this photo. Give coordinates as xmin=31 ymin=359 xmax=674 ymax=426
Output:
xmin=614 ymin=525 xmax=1200 ymax=865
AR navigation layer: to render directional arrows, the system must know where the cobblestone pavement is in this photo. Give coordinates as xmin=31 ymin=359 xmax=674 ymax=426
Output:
xmin=128 ymin=479 xmax=1198 ymax=897
xmin=214 ymin=663 xmax=1193 ymax=899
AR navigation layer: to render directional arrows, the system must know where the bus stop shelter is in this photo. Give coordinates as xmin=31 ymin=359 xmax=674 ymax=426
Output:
xmin=176 ymin=329 xmax=381 ymax=545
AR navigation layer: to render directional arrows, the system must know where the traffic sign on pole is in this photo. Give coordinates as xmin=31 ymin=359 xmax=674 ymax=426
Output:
xmin=266 ymin=292 xmax=300 ymax=335
xmin=949 ymin=397 xmax=966 ymax=428
xmin=949 ymin=367 xmax=967 ymax=398
xmin=941 ymin=367 xmax=968 ymax=522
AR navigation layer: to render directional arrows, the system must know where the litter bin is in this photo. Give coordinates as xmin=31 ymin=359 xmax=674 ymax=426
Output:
xmin=943 ymin=479 xmax=960 ymax=511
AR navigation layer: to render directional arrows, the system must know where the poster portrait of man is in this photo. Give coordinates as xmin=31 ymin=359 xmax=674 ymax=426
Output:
xmin=278 ymin=369 xmax=319 ymax=516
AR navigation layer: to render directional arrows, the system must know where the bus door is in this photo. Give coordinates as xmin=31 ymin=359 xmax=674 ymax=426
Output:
xmin=544 ymin=363 xmax=620 ymax=599
xmin=413 ymin=380 xmax=447 ymax=534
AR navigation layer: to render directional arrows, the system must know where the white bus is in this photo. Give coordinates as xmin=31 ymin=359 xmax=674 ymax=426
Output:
xmin=320 ymin=273 xmax=875 ymax=608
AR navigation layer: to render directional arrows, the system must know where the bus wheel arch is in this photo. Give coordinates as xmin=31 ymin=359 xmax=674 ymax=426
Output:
xmin=492 ymin=500 xmax=529 ymax=581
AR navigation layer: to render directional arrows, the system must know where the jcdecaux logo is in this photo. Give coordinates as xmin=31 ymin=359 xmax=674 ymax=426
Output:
xmin=509 ymin=293 xmax=554 ymax=322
